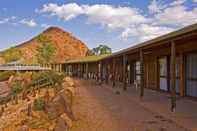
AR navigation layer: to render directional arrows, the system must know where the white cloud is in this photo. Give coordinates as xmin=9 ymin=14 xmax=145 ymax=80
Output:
xmin=11 ymin=16 xmax=16 ymax=20
xmin=154 ymin=5 xmax=197 ymax=26
xmin=19 ymin=19 xmax=37 ymax=27
xmin=170 ymin=0 xmax=186 ymax=6
xmin=0 ymin=18 xmax=9 ymax=24
xmin=39 ymin=2 xmax=197 ymax=42
xmin=83 ymin=4 xmax=148 ymax=29
xmin=39 ymin=3 xmax=84 ymax=21
xmin=121 ymin=24 xmax=174 ymax=41
xmin=193 ymin=0 xmax=197 ymax=2
xmin=39 ymin=3 xmax=148 ymax=29
xmin=41 ymin=23 xmax=50 ymax=28
xmin=148 ymin=0 xmax=162 ymax=13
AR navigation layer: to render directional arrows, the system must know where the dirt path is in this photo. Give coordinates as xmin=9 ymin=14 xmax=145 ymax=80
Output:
xmin=70 ymin=79 xmax=189 ymax=131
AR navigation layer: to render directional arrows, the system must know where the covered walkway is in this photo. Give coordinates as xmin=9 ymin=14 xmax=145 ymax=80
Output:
xmin=71 ymin=78 xmax=195 ymax=131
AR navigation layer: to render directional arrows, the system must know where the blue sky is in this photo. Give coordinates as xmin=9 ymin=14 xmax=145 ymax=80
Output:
xmin=0 ymin=0 xmax=197 ymax=52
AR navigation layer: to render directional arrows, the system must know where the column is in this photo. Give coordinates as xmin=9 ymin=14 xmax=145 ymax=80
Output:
xmin=170 ymin=41 xmax=176 ymax=112
xmin=112 ymin=59 xmax=116 ymax=87
xmin=140 ymin=49 xmax=144 ymax=98
xmin=123 ymin=54 xmax=127 ymax=90
xmin=86 ymin=63 xmax=89 ymax=79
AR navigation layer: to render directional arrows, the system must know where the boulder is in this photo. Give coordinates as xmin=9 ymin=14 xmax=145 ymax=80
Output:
xmin=54 ymin=117 xmax=68 ymax=131
xmin=47 ymin=89 xmax=75 ymax=121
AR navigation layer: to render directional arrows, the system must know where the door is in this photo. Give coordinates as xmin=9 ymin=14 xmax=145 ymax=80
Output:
xmin=186 ymin=53 xmax=197 ymax=97
xmin=135 ymin=61 xmax=141 ymax=83
xmin=159 ymin=57 xmax=168 ymax=91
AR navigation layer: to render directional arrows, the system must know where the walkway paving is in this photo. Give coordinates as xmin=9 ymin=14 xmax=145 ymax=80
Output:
xmin=104 ymin=83 xmax=197 ymax=131
xmin=71 ymin=78 xmax=193 ymax=131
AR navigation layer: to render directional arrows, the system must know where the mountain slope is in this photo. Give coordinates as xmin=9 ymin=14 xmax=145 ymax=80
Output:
xmin=1 ymin=27 xmax=89 ymax=64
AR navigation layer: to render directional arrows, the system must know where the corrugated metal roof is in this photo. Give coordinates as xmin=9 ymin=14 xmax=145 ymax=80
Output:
xmin=104 ymin=23 xmax=197 ymax=59
xmin=65 ymin=54 xmax=110 ymax=64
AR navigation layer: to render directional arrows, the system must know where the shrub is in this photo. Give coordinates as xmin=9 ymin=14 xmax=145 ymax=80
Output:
xmin=34 ymin=97 xmax=45 ymax=111
xmin=50 ymin=72 xmax=64 ymax=86
xmin=11 ymin=80 xmax=22 ymax=96
xmin=0 ymin=71 xmax=15 ymax=82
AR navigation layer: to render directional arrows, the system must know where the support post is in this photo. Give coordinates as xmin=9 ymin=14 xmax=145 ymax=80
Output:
xmin=112 ymin=59 xmax=116 ymax=87
xmin=123 ymin=54 xmax=127 ymax=90
xmin=180 ymin=53 xmax=185 ymax=97
xmin=86 ymin=63 xmax=89 ymax=79
xmin=170 ymin=41 xmax=176 ymax=112
xmin=140 ymin=49 xmax=144 ymax=98
xmin=98 ymin=61 xmax=103 ymax=84
xmin=106 ymin=62 xmax=109 ymax=84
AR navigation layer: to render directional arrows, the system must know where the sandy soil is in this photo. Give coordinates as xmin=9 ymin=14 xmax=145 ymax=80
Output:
xmin=70 ymin=79 xmax=189 ymax=131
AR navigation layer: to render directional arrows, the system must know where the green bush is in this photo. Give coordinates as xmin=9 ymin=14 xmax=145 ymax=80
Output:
xmin=0 ymin=71 xmax=15 ymax=82
xmin=50 ymin=72 xmax=64 ymax=86
xmin=34 ymin=97 xmax=45 ymax=111
xmin=11 ymin=80 xmax=22 ymax=96
xmin=31 ymin=71 xmax=64 ymax=87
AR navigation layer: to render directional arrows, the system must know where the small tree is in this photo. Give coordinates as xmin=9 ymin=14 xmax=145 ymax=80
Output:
xmin=36 ymin=43 xmax=56 ymax=64
xmin=11 ymin=81 xmax=22 ymax=104
xmin=2 ymin=47 xmax=22 ymax=63
xmin=34 ymin=97 xmax=45 ymax=111
xmin=50 ymin=72 xmax=64 ymax=94
xmin=99 ymin=45 xmax=112 ymax=55
xmin=89 ymin=44 xmax=112 ymax=56
xmin=36 ymin=34 xmax=56 ymax=64
xmin=86 ymin=50 xmax=95 ymax=56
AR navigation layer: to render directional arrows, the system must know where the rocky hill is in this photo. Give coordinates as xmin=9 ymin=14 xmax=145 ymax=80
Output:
xmin=0 ymin=27 xmax=89 ymax=64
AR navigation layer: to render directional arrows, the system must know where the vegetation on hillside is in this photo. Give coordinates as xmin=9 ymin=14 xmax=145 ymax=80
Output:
xmin=1 ymin=47 xmax=23 ymax=63
xmin=36 ymin=35 xmax=56 ymax=64
xmin=36 ymin=34 xmax=51 ymax=43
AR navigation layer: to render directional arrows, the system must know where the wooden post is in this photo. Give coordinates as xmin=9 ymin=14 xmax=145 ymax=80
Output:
xmin=98 ymin=61 xmax=102 ymax=84
xmin=140 ymin=49 xmax=144 ymax=98
xmin=170 ymin=41 xmax=176 ymax=112
xmin=106 ymin=62 xmax=109 ymax=84
xmin=60 ymin=64 xmax=62 ymax=72
xmin=86 ymin=63 xmax=89 ymax=79
xmin=123 ymin=54 xmax=127 ymax=90
xmin=112 ymin=59 xmax=116 ymax=87
xmin=180 ymin=53 xmax=185 ymax=97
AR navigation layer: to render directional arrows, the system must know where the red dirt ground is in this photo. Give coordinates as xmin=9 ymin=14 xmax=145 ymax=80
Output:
xmin=70 ymin=79 xmax=189 ymax=131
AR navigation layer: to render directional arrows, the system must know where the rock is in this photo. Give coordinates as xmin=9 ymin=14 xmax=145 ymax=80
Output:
xmin=115 ymin=91 xmax=120 ymax=95
xmin=17 ymin=125 xmax=29 ymax=131
xmin=60 ymin=113 xmax=72 ymax=128
xmin=47 ymin=89 xmax=75 ymax=121
xmin=54 ymin=117 xmax=68 ymax=131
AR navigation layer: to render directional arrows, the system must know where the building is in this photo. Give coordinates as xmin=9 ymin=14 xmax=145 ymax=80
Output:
xmin=64 ymin=23 xmax=197 ymax=100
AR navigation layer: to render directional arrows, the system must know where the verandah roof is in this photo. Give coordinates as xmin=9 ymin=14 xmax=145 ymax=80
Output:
xmin=65 ymin=54 xmax=110 ymax=64
xmin=105 ymin=23 xmax=197 ymax=58
xmin=65 ymin=23 xmax=197 ymax=64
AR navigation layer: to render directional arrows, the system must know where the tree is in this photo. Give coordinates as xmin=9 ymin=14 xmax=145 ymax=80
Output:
xmin=99 ymin=45 xmax=112 ymax=55
xmin=88 ymin=44 xmax=112 ymax=56
xmin=36 ymin=43 xmax=56 ymax=64
xmin=11 ymin=81 xmax=22 ymax=104
xmin=86 ymin=50 xmax=95 ymax=56
xmin=2 ymin=47 xmax=22 ymax=63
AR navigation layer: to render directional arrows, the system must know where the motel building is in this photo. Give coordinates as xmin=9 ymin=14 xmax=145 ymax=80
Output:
xmin=64 ymin=23 xmax=197 ymax=111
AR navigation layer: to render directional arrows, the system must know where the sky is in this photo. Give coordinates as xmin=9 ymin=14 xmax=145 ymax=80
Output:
xmin=0 ymin=0 xmax=197 ymax=52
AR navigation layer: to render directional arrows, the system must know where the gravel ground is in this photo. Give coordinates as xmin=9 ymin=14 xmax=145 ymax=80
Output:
xmin=70 ymin=79 xmax=189 ymax=131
